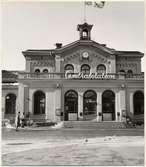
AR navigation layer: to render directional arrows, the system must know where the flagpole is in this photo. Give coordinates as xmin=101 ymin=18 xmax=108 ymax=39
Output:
xmin=84 ymin=1 xmax=86 ymax=22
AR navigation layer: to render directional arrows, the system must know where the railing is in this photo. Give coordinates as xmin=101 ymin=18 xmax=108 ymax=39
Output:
xmin=18 ymin=72 xmax=65 ymax=79
xmin=125 ymin=73 xmax=144 ymax=80
xmin=18 ymin=72 xmax=144 ymax=80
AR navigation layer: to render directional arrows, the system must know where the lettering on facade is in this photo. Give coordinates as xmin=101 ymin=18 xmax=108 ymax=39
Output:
xmin=65 ymin=71 xmax=115 ymax=80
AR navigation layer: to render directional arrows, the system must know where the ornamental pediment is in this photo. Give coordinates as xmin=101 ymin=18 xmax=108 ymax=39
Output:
xmin=57 ymin=40 xmax=115 ymax=55
xmin=63 ymin=45 xmax=112 ymax=64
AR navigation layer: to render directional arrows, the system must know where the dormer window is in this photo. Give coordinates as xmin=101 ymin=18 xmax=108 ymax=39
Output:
xmin=127 ymin=69 xmax=133 ymax=77
xmin=35 ymin=69 xmax=40 ymax=73
xmin=97 ymin=64 xmax=106 ymax=74
xmin=43 ymin=69 xmax=48 ymax=73
xmin=127 ymin=70 xmax=133 ymax=74
xmin=64 ymin=64 xmax=74 ymax=73
xmin=119 ymin=70 xmax=125 ymax=73
xmin=81 ymin=64 xmax=90 ymax=75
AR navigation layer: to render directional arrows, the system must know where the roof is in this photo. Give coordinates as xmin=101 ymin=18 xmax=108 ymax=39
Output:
xmin=2 ymin=70 xmax=18 ymax=83
xmin=22 ymin=40 xmax=144 ymax=58
xmin=22 ymin=49 xmax=55 ymax=57
xmin=114 ymin=51 xmax=144 ymax=57
xmin=55 ymin=40 xmax=116 ymax=55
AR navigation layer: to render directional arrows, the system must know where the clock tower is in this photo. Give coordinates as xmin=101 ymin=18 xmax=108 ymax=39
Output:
xmin=77 ymin=22 xmax=93 ymax=40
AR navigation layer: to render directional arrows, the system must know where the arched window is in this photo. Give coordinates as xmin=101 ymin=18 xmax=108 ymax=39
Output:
xmin=102 ymin=90 xmax=115 ymax=121
xmin=127 ymin=70 xmax=133 ymax=74
xmin=97 ymin=64 xmax=106 ymax=74
xmin=64 ymin=64 xmax=74 ymax=73
xmin=126 ymin=69 xmax=133 ymax=78
xmin=34 ymin=91 xmax=45 ymax=115
xmin=127 ymin=70 xmax=133 ymax=76
xmin=133 ymin=91 xmax=144 ymax=115
xmin=83 ymin=90 xmax=97 ymax=120
xmin=35 ymin=69 xmax=40 ymax=73
xmin=83 ymin=30 xmax=88 ymax=38
xmin=5 ymin=93 xmax=16 ymax=114
xmin=64 ymin=90 xmax=78 ymax=121
xmin=43 ymin=69 xmax=48 ymax=73
xmin=81 ymin=64 xmax=90 ymax=74
xmin=119 ymin=70 xmax=125 ymax=73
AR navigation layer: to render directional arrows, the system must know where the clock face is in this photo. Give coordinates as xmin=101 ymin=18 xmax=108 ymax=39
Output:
xmin=82 ymin=52 xmax=89 ymax=58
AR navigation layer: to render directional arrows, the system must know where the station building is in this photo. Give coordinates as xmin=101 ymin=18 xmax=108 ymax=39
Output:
xmin=2 ymin=22 xmax=144 ymax=123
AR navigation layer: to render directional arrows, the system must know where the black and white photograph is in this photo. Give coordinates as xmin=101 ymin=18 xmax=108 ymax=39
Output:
xmin=1 ymin=0 xmax=144 ymax=166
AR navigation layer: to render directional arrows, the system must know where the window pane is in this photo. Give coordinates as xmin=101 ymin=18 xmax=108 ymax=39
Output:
xmin=81 ymin=64 xmax=90 ymax=74
xmin=34 ymin=91 xmax=45 ymax=114
xmin=97 ymin=65 xmax=106 ymax=73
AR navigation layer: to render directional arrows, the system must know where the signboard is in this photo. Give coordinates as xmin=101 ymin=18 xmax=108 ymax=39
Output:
xmin=69 ymin=113 xmax=78 ymax=121
xmin=103 ymin=113 xmax=112 ymax=121
xmin=65 ymin=71 xmax=115 ymax=80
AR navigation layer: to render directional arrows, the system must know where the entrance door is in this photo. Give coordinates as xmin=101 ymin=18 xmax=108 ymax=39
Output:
xmin=64 ymin=90 xmax=78 ymax=121
xmin=102 ymin=90 xmax=115 ymax=121
xmin=5 ymin=93 xmax=16 ymax=115
xmin=83 ymin=90 xmax=97 ymax=120
xmin=133 ymin=91 xmax=144 ymax=115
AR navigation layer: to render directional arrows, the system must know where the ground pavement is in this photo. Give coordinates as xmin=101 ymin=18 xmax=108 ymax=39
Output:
xmin=2 ymin=126 xmax=144 ymax=166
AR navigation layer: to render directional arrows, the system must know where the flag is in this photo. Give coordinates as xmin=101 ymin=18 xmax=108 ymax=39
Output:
xmin=85 ymin=1 xmax=93 ymax=6
xmin=85 ymin=1 xmax=105 ymax=8
xmin=94 ymin=1 xmax=105 ymax=8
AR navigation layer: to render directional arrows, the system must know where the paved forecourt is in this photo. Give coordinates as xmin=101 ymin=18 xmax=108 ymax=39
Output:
xmin=2 ymin=127 xmax=144 ymax=166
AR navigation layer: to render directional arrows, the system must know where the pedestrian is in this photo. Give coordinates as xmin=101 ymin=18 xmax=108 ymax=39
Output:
xmin=15 ymin=112 xmax=21 ymax=131
xmin=21 ymin=112 xmax=25 ymax=128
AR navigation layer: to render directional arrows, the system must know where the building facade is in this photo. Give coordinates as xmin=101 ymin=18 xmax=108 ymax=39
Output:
xmin=2 ymin=23 xmax=144 ymax=123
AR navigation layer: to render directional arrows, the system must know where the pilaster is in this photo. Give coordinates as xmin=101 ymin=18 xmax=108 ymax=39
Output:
xmin=55 ymin=55 xmax=61 ymax=72
xmin=96 ymin=91 xmax=102 ymax=122
xmin=119 ymin=89 xmax=126 ymax=121
xmin=115 ymin=91 xmax=120 ymax=121
xmin=130 ymin=92 xmax=134 ymax=115
xmin=17 ymin=83 xmax=25 ymax=115
xmin=2 ymin=96 xmax=5 ymax=119
xmin=46 ymin=91 xmax=55 ymax=121
xmin=110 ymin=55 xmax=116 ymax=73
xmin=24 ymin=86 xmax=29 ymax=115
xmin=29 ymin=89 xmax=35 ymax=115
xmin=25 ymin=60 xmax=31 ymax=72
xmin=78 ymin=91 xmax=83 ymax=120
xmin=55 ymin=88 xmax=62 ymax=122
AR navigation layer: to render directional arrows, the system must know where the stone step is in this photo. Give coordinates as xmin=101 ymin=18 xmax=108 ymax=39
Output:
xmin=63 ymin=121 xmax=126 ymax=129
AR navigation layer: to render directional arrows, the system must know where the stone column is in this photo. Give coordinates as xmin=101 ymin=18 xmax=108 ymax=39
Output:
xmin=55 ymin=88 xmax=62 ymax=122
xmin=55 ymin=55 xmax=61 ymax=72
xmin=29 ymin=89 xmax=34 ymax=115
xmin=24 ymin=86 xmax=29 ymax=115
xmin=96 ymin=91 xmax=102 ymax=122
xmin=45 ymin=91 xmax=56 ymax=122
xmin=130 ymin=92 xmax=134 ymax=115
xmin=45 ymin=92 xmax=49 ymax=120
xmin=2 ymin=96 xmax=5 ymax=119
xmin=17 ymin=83 xmax=25 ymax=116
xmin=25 ymin=59 xmax=31 ymax=72
xmin=115 ymin=91 xmax=120 ymax=122
xmin=110 ymin=55 xmax=116 ymax=73
xmin=119 ymin=89 xmax=126 ymax=122
xmin=78 ymin=91 xmax=83 ymax=120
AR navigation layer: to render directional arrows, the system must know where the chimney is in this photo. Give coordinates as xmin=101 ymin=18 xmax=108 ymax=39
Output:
xmin=56 ymin=43 xmax=62 ymax=49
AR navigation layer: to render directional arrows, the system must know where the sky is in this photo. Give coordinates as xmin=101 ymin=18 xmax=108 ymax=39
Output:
xmin=1 ymin=1 xmax=144 ymax=71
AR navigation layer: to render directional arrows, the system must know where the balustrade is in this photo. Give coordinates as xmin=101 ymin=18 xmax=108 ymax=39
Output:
xmin=18 ymin=72 xmax=144 ymax=80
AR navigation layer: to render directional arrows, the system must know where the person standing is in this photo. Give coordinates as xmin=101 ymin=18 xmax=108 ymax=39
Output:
xmin=21 ymin=112 xmax=25 ymax=128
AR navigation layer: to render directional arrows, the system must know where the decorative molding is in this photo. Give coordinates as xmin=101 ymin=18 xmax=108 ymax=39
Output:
xmin=30 ymin=60 xmax=55 ymax=67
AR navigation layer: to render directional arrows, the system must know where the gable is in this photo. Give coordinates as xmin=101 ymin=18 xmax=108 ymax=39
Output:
xmin=61 ymin=42 xmax=114 ymax=66
xmin=57 ymin=40 xmax=114 ymax=56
